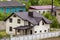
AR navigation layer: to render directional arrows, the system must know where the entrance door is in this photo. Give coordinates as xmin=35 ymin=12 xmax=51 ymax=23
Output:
xmin=30 ymin=30 xmax=32 ymax=34
xmin=25 ymin=29 xmax=27 ymax=35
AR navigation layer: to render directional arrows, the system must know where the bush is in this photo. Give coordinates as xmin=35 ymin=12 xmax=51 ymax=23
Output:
xmin=0 ymin=30 xmax=10 ymax=39
xmin=0 ymin=13 xmax=10 ymax=21
xmin=0 ymin=34 xmax=3 ymax=38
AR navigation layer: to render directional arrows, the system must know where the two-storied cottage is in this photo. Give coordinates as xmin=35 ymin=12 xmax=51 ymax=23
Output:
xmin=0 ymin=1 xmax=26 ymax=14
xmin=4 ymin=12 xmax=51 ymax=35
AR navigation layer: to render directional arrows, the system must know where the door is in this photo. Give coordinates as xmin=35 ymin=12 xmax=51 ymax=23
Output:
xmin=30 ymin=30 xmax=32 ymax=34
xmin=25 ymin=29 xmax=27 ymax=35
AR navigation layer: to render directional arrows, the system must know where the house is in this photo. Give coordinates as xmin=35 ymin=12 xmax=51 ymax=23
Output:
xmin=4 ymin=12 xmax=51 ymax=35
xmin=29 ymin=5 xmax=55 ymax=14
xmin=0 ymin=1 xmax=26 ymax=14
xmin=54 ymin=7 xmax=60 ymax=23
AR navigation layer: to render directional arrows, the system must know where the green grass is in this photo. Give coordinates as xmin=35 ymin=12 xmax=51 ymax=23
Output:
xmin=0 ymin=30 xmax=10 ymax=38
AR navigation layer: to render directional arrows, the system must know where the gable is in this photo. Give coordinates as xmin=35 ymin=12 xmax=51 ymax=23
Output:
xmin=4 ymin=13 xmax=24 ymax=22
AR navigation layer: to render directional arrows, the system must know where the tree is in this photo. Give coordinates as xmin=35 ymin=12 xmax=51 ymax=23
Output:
xmin=43 ymin=12 xmax=59 ymax=28
xmin=38 ymin=0 xmax=60 ymax=6
xmin=29 ymin=0 xmax=39 ymax=6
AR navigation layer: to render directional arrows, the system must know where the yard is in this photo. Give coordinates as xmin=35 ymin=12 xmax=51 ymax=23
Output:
xmin=41 ymin=37 xmax=60 ymax=40
xmin=0 ymin=30 xmax=10 ymax=38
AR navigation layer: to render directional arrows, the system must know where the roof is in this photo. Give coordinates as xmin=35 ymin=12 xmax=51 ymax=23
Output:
xmin=14 ymin=25 xmax=33 ymax=30
xmin=0 ymin=1 xmax=25 ymax=7
xmin=30 ymin=5 xmax=55 ymax=10
xmin=55 ymin=7 xmax=60 ymax=10
xmin=4 ymin=12 xmax=52 ymax=25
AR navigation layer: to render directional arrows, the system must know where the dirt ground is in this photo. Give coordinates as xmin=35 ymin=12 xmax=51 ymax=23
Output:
xmin=41 ymin=37 xmax=60 ymax=40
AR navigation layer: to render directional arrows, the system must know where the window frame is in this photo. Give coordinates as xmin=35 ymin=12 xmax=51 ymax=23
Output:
xmin=9 ymin=27 xmax=12 ymax=31
xmin=35 ymin=31 xmax=37 ymax=33
xmin=44 ymin=30 xmax=46 ymax=32
xmin=13 ymin=14 xmax=16 ymax=17
xmin=17 ymin=19 xmax=21 ymax=24
xmin=9 ymin=18 xmax=12 ymax=23
xmin=42 ymin=21 xmax=44 ymax=25
xmin=40 ymin=30 xmax=42 ymax=32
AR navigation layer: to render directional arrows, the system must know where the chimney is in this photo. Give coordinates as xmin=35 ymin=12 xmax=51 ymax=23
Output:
xmin=28 ymin=12 xmax=33 ymax=17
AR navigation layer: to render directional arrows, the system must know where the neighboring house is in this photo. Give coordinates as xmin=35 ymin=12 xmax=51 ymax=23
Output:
xmin=55 ymin=7 xmax=60 ymax=23
xmin=0 ymin=1 xmax=26 ymax=14
xmin=4 ymin=12 xmax=51 ymax=35
xmin=7 ymin=0 xmax=28 ymax=2
xmin=29 ymin=5 xmax=55 ymax=14
xmin=0 ymin=0 xmax=11 ymax=1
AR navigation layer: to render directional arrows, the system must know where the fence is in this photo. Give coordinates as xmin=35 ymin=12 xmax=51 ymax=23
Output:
xmin=11 ymin=31 xmax=60 ymax=40
xmin=0 ymin=38 xmax=10 ymax=40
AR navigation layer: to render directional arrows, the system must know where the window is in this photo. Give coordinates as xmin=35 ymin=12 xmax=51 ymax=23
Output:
xmin=18 ymin=29 xmax=20 ymax=32
xmin=42 ymin=21 xmax=44 ymax=25
xmin=9 ymin=27 xmax=12 ymax=31
xmin=44 ymin=30 xmax=46 ymax=32
xmin=30 ymin=30 xmax=32 ymax=34
xmin=9 ymin=18 xmax=12 ymax=23
xmin=48 ymin=29 xmax=50 ymax=32
xmin=43 ymin=11 xmax=45 ymax=13
xmin=19 ymin=10 xmax=23 ymax=12
xmin=17 ymin=19 xmax=20 ymax=24
xmin=13 ymin=14 xmax=16 ymax=17
xmin=39 ymin=11 xmax=40 ymax=13
xmin=40 ymin=30 xmax=42 ymax=32
xmin=35 ymin=31 xmax=37 ymax=33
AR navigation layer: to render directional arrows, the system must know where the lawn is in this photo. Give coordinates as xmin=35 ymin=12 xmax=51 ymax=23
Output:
xmin=0 ymin=30 xmax=10 ymax=38
xmin=41 ymin=37 xmax=60 ymax=40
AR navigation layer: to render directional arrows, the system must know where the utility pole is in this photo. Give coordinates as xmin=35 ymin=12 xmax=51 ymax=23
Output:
xmin=51 ymin=0 xmax=53 ymax=13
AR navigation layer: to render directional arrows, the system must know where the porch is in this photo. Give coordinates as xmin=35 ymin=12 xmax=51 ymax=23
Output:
xmin=14 ymin=25 xmax=33 ymax=35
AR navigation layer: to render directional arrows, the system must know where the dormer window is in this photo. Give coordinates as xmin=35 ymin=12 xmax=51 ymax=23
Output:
xmin=13 ymin=14 xmax=16 ymax=17
xmin=42 ymin=21 xmax=44 ymax=25
xmin=17 ymin=19 xmax=20 ymax=24
xmin=9 ymin=18 xmax=12 ymax=23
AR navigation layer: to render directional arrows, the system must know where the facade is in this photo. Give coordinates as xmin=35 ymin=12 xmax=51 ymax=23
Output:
xmin=55 ymin=7 xmax=60 ymax=23
xmin=0 ymin=1 xmax=26 ymax=14
xmin=4 ymin=12 xmax=51 ymax=35
xmin=29 ymin=5 xmax=55 ymax=14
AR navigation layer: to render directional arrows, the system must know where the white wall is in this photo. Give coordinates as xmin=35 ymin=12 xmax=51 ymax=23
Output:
xmin=6 ymin=14 xmax=28 ymax=35
xmin=33 ymin=20 xmax=50 ymax=34
xmin=29 ymin=9 xmax=51 ymax=14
